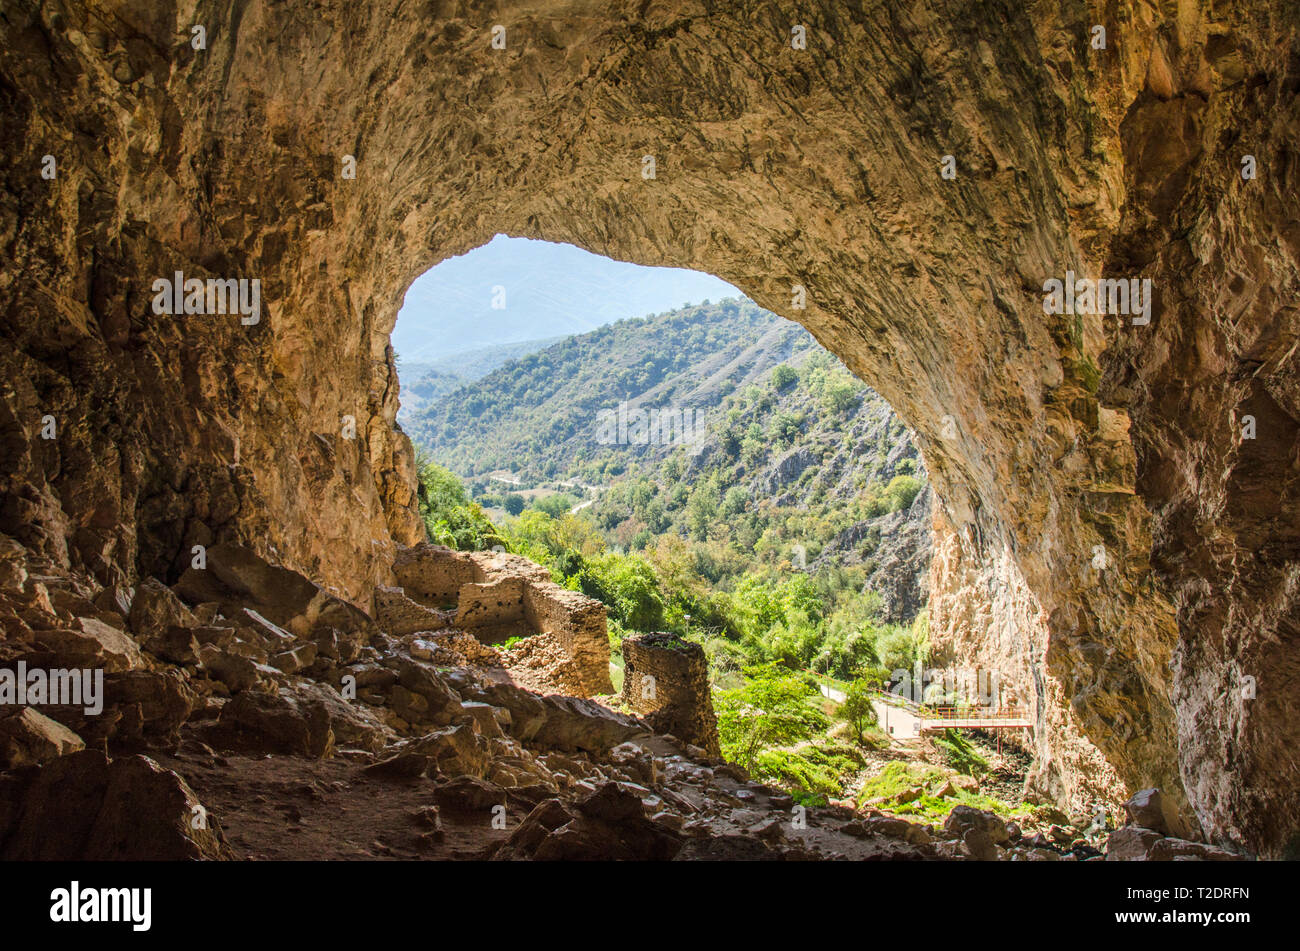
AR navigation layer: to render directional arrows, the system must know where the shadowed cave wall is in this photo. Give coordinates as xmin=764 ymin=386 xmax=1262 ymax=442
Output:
xmin=1 ymin=0 xmax=1297 ymax=855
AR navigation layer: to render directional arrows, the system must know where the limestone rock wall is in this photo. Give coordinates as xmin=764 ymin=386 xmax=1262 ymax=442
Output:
xmin=1 ymin=1 xmax=1296 ymax=854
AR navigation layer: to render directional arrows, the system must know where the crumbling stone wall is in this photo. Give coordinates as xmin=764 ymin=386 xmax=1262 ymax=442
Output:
xmin=523 ymin=585 xmax=612 ymax=696
xmin=380 ymin=544 xmax=613 ymax=695
xmin=622 ymin=633 xmax=719 ymax=757
xmin=391 ymin=546 xmax=479 ymax=607
xmin=373 ymin=585 xmax=448 ymax=637
xmin=454 ymin=578 xmax=527 ymax=639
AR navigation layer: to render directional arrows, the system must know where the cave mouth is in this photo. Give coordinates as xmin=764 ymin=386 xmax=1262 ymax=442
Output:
xmin=6 ymin=1 xmax=1293 ymax=858
xmin=378 ymin=223 xmax=1175 ymax=828
xmin=391 ymin=234 xmax=953 ymax=723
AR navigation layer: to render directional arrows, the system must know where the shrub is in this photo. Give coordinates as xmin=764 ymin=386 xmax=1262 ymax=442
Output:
xmin=414 ymin=451 xmax=504 ymax=551
xmin=715 ymin=663 xmax=829 ymax=774
xmin=840 ymin=677 xmax=879 ymax=742
xmin=771 ymin=364 xmax=799 ymax=391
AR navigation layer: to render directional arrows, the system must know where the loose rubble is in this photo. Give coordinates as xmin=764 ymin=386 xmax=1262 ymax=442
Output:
xmin=0 ymin=539 xmax=1254 ymax=860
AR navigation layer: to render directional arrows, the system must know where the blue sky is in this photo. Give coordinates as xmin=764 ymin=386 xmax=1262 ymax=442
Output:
xmin=393 ymin=235 xmax=742 ymax=362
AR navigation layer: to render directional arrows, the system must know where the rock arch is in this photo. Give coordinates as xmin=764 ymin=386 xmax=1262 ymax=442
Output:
xmin=1 ymin=1 xmax=1296 ymax=854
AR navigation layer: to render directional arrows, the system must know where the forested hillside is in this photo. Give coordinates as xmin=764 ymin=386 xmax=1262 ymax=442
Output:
xmin=404 ymin=300 xmax=945 ymax=800
xmin=409 ymin=300 xmax=932 ymax=622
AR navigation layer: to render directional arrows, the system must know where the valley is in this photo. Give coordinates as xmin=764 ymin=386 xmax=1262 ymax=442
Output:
xmin=400 ymin=299 xmax=1039 ymax=826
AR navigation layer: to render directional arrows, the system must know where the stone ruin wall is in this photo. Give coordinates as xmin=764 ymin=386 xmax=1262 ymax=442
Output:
xmin=522 ymin=585 xmax=612 ymax=697
xmin=391 ymin=546 xmax=479 ymax=605
xmin=372 ymin=585 xmax=447 ymax=637
xmin=621 ymin=633 xmax=720 ymax=757
xmin=454 ymin=578 xmax=527 ymax=637
xmin=379 ymin=544 xmax=612 ymax=696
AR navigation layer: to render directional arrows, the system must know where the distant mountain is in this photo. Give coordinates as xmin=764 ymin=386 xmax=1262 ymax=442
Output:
xmin=396 ymin=336 xmax=566 ymax=423
xmin=392 ymin=234 xmax=741 ymax=362
xmin=406 ymin=299 xmax=799 ymax=477
xmin=408 ymin=300 xmax=932 ymax=620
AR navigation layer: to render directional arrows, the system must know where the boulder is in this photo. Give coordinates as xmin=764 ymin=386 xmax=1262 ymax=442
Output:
xmin=529 ymin=695 xmax=649 ymax=753
xmin=401 ymin=722 xmax=492 ymax=779
xmin=1048 ymin=824 xmax=1074 ymax=844
xmin=576 ymin=781 xmax=647 ymax=823
xmin=147 ymin=625 xmax=201 ymax=665
xmin=291 ymin=681 xmax=390 ymax=752
xmin=944 ymin=805 xmax=1010 ymax=845
xmin=93 ymin=584 xmax=134 ymax=619
xmin=0 ymin=707 xmax=84 ymax=767
xmin=962 ymin=827 xmax=999 ymax=861
xmin=0 ymin=750 xmax=228 ymax=860
xmin=392 ymin=657 xmax=463 ymax=721
xmin=1123 ymin=788 xmax=1183 ymax=838
xmin=34 ymin=617 xmax=142 ymax=671
xmin=128 ymin=578 xmax=197 ymax=642
xmin=1105 ymin=826 xmax=1163 ymax=860
xmin=608 ymin=741 xmax=658 ymax=786
xmin=175 ymin=544 xmax=377 ymax=647
xmin=364 ymin=752 xmax=431 ymax=778
xmin=198 ymin=644 xmax=265 ymax=692
xmin=38 ymin=669 xmax=195 ymax=745
xmin=271 ymin=643 xmax=318 ymax=674
xmin=493 ymin=785 xmax=682 ymax=861
xmin=457 ymin=677 xmax=547 ymax=739
xmin=459 ymin=701 xmax=504 ymax=739
xmin=433 ymin=775 xmax=506 ymax=812
xmin=492 ymin=798 xmax=577 ymax=859
xmin=215 ymin=689 xmax=334 ymax=758
xmin=102 ymin=669 xmax=195 ymax=741
xmin=1105 ymin=826 xmax=1246 ymax=861
xmin=864 ymin=815 xmax=930 ymax=846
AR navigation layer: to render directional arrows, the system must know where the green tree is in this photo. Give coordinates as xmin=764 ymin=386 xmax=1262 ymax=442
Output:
xmin=686 ymin=479 xmax=720 ymax=540
xmin=885 ymin=474 xmax=923 ymax=511
xmin=581 ymin=552 xmax=665 ymax=631
xmin=413 ymin=449 xmax=503 ymax=550
xmin=841 ymin=677 xmax=878 ymax=742
xmin=715 ymin=663 xmax=829 ymax=773
xmin=771 ymin=364 xmax=799 ymax=391
xmin=534 ymin=493 xmax=576 ymax=518
xmin=504 ymin=493 xmax=525 ymax=515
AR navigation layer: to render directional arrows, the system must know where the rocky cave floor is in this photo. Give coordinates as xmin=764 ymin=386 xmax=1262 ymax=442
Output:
xmin=0 ymin=539 xmax=1246 ymax=861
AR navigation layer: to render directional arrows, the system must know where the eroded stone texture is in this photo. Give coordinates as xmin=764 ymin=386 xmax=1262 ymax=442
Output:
xmin=1 ymin=1 xmax=1297 ymax=855
xmin=622 ymin=632 xmax=720 ymax=756
xmin=388 ymin=544 xmax=613 ymax=694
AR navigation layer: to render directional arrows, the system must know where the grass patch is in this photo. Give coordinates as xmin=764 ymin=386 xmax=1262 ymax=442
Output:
xmin=890 ymin=790 xmax=1033 ymax=824
xmin=856 ymin=761 xmax=945 ymax=801
xmin=754 ymin=741 xmax=866 ymax=798
xmin=931 ymin=729 xmax=989 ymax=777
xmin=856 ymin=761 xmax=1033 ymax=825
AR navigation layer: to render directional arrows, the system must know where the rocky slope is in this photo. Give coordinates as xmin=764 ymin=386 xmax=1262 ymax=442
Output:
xmin=0 ymin=537 xmax=1231 ymax=861
xmin=1 ymin=1 xmax=1296 ymax=855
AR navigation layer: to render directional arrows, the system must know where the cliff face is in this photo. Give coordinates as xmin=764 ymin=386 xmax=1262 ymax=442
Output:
xmin=1 ymin=1 xmax=1296 ymax=855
